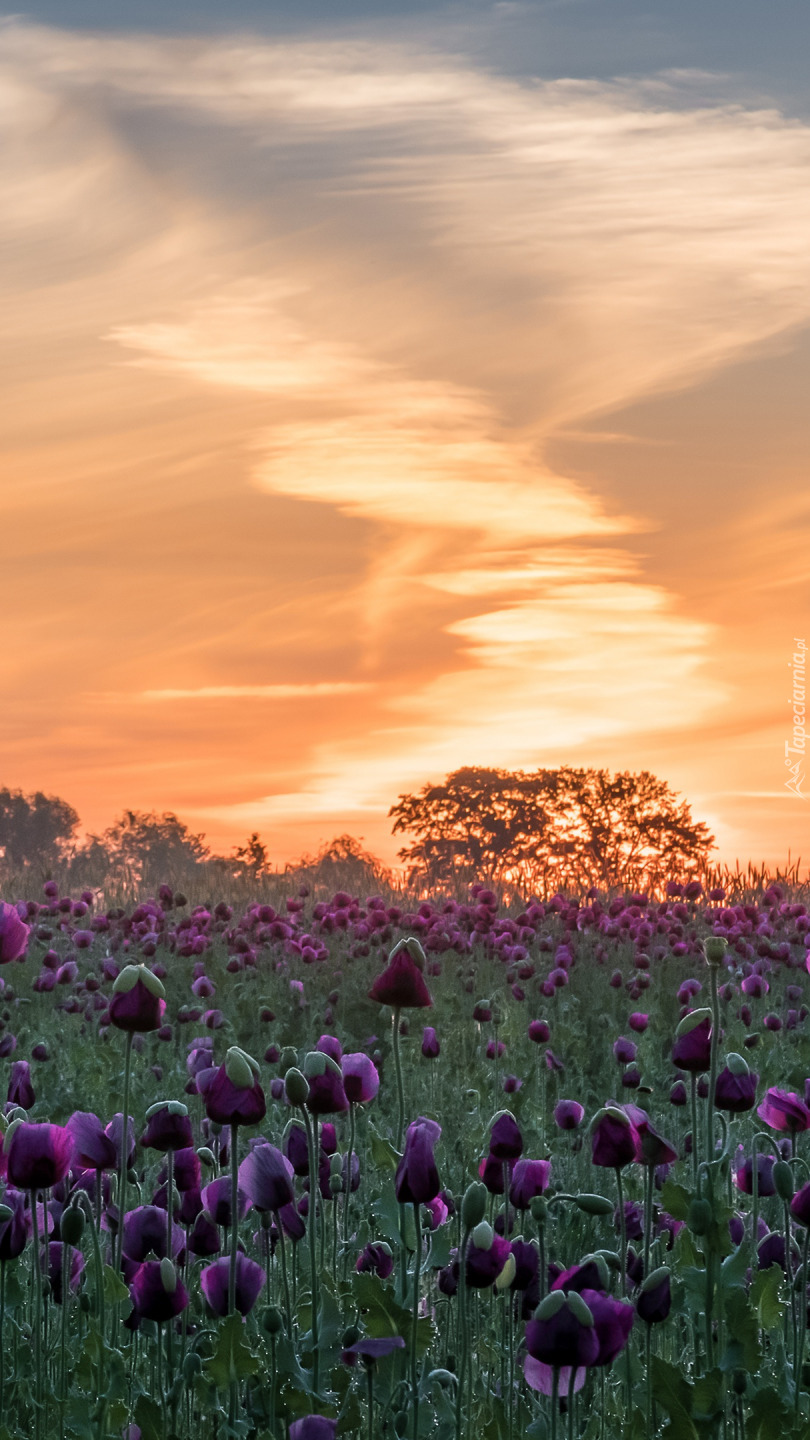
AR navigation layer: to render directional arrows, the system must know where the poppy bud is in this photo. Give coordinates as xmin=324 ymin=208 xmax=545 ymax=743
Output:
xmin=285 ymin=1069 xmax=310 ymax=1107
xmin=461 ymin=1181 xmax=487 ymax=1230
xmin=774 ymin=1160 xmax=795 ymax=1203
xmin=60 ymin=1204 xmax=86 ymax=1246
xmin=574 ymin=1194 xmax=614 ymax=1217
xmin=704 ymin=938 xmax=728 ymax=966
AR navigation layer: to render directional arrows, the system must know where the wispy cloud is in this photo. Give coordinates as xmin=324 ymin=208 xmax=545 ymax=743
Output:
xmin=136 ymin=683 xmax=372 ymax=701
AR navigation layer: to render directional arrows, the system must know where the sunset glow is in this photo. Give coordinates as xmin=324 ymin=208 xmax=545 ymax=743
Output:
xmin=3 ymin=10 xmax=809 ymax=871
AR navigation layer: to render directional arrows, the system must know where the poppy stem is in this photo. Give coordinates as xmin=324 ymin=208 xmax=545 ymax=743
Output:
xmin=411 ymin=1201 xmax=422 ymax=1440
xmin=550 ymin=1366 xmax=559 ymax=1440
xmin=229 ymin=1123 xmax=239 ymax=1316
xmin=706 ymin=965 xmax=720 ymax=1167
xmin=392 ymin=1007 xmax=406 ymax=1152
xmin=60 ymin=1238 xmax=69 ymax=1440
xmin=116 ymin=1031 xmax=134 ymax=1278
xmin=643 ymin=1163 xmax=654 ymax=1276
xmin=796 ymin=1226 xmax=810 ymax=1420
xmin=455 ymin=1226 xmax=471 ymax=1440
xmin=367 ymin=1361 xmax=374 ymax=1440
xmin=276 ymin=1216 xmax=292 ymax=1335
xmin=302 ymin=1107 xmax=321 ymax=1395
xmin=690 ymin=1075 xmax=699 ymax=1192
xmin=32 ymin=1188 xmax=43 ymax=1440
xmin=343 ymin=1101 xmax=357 ymax=1282
xmin=166 ymin=1149 xmax=174 ymax=1387
xmin=615 ymin=1168 xmax=627 ymax=1295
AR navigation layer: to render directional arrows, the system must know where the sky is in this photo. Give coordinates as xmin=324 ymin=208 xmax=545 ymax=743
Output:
xmin=3 ymin=1 xmax=810 ymax=874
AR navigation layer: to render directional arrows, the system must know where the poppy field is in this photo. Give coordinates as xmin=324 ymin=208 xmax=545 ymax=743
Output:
xmin=1 ymin=876 xmax=810 ymax=1440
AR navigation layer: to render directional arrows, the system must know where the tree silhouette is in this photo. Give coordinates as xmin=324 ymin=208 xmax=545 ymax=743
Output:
xmin=99 ymin=810 xmax=210 ymax=893
xmin=389 ymin=766 xmax=714 ymax=894
xmin=0 ymin=787 xmax=80 ymax=878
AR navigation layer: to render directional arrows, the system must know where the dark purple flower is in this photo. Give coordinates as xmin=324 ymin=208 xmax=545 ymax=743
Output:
xmin=478 ymin=1153 xmax=514 ymax=1195
xmin=368 ymin=940 xmax=432 ymax=1009
xmin=636 ymin=1270 xmax=671 ymax=1325
xmin=628 ymin=1013 xmax=648 ymax=1033
xmin=591 ymin=1109 xmax=639 ymax=1169
xmin=305 ymin=1057 xmax=349 ymax=1116
xmin=489 ymin=1112 xmax=523 ymax=1160
xmin=671 ymin=1015 xmax=712 ymax=1073
xmin=509 ymin=1159 xmax=551 ymax=1210
xmin=528 ymin=1019 xmax=550 ymax=1043
xmin=342 ymin=1336 xmax=405 ymax=1365
xmin=289 ymin=1419 xmax=338 ymax=1440
xmin=714 ymin=1064 xmax=758 ymax=1113
xmin=141 ymin=1104 xmax=194 ymax=1153
xmin=552 ymin=1260 xmax=607 ymax=1295
xmin=465 ymin=1229 xmax=512 ymax=1288
xmin=204 ymin=1050 xmax=266 ymax=1128
xmin=634 ymin=1115 xmax=677 ymax=1168
xmin=109 ymin=966 xmax=166 ymax=1033
xmin=200 ymin=1252 xmax=265 ymax=1316
xmin=6 ymin=1123 xmax=73 ymax=1191
xmin=122 ymin=1205 xmax=184 ymax=1263
xmin=171 ymin=1147 xmax=201 ymax=1192
xmin=356 ymin=1242 xmax=394 ymax=1279
xmin=525 ymin=1293 xmax=601 ymax=1371
xmin=7 ymin=1061 xmax=35 ymax=1110
xmin=581 ymin=1288 xmax=635 ymax=1364
xmin=613 ymin=1037 xmax=637 ymax=1065
xmin=554 ymin=1100 xmax=585 ymax=1132
xmin=0 ymin=1190 xmax=27 ymax=1260
xmin=186 ymin=1211 xmax=221 ymax=1257
xmin=421 ymin=1027 xmax=440 ymax=1059
xmin=733 ymin=1148 xmax=776 ymax=1197
xmin=791 ymin=1182 xmax=810 ymax=1228
xmin=105 ymin=1114 xmax=136 ymax=1170
xmin=316 ymin=1034 xmax=343 ymax=1063
xmin=239 ymin=1144 xmax=295 ymax=1213
xmin=43 ymin=1241 xmax=85 ymax=1304
xmin=202 ymin=1177 xmax=251 ymax=1229
xmin=129 ymin=1260 xmax=189 ymax=1322
xmin=0 ymin=904 xmax=29 ymax=964
xmin=395 ymin=1117 xmax=441 ymax=1205
xmin=340 ymin=1053 xmax=380 ymax=1105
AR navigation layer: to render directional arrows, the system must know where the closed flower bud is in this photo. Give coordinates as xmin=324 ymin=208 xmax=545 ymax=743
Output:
xmin=704 ymin=938 xmax=728 ymax=966
xmin=60 ymin=1204 xmax=86 ymax=1246
xmin=160 ymin=1258 xmax=177 ymax=1294
xmin=472 ymin=1220 xmax=494 ymax=1250
xmin=285 ymin=1069 xmax=310 ymax=1107
xmin=574 ymin=1194 xmax=614 ymax=1217
xmin=773 ymin=1160 xmax=795 ymax=1203
xmin=461 ymin=1181 xmax=488 ymax=1230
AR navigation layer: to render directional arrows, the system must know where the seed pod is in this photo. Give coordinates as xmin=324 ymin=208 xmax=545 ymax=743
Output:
xmin=687 ymin=1198 xmax=713 ymax=1235
xmin=461 ymin=1182 xmax=488 ymax=1231
xmin=60 ymin=1205 xmax=86 ymax=1246
xmin=284 ymin=1068 xmax=310 ymax=1107
xmin=774 ymin=1160 xmax=795 ymax=1203
xmin=573 ymin=1193 xmax=614 ymax=1217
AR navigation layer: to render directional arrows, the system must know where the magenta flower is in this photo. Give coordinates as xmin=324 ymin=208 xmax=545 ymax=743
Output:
xmin=525 ymin=1293 xmax=601 ymax=1371
xmin=613 ymin=1038 xmax=637 ymax=1065
xmin=489 ymin=1112 xmax=523 ymax=1160
xmin=122 ymin=1205 xmax=184 ymax=1263
xmin=465 ymin=1230 xmax=512 ymax=1288
xmin=395 ymin=1117 xmax=441 ymax=1205
xmin=637 ymin=1271 xmax=672 ymax=1325
xmin=202 ymin=1177 xmax=251 ymax=1229
xmin=528 ymin=1020 xmax=551 ymax=1044
xmin=289 ymin=1419 xmax=338 ymax=1440
xmin=714 ymin=1065 xmax=758 ymax=1113
xmin=0 ymin=903 xmax=29 ymax=964
xmin=628 ymin=1013 xmax=648 ymax=1033
xmin=200 ymin=1253 xmax=265 ymax=1316
xmin=0 ymin=1191 xmax=27 ymax=1261
xmin=340 ymin=1053 xmax=380 ymax=1105
xmin=7 ymin=1061 xmax=35 ymax=1110
xmin=671 ymin=1016 xmax=712 ymax=1073
xmin=368 ymin=940 xmax=432 ymax=1009
xmin=305 ymin=1060 xmax=349 ymax=1117
xmin=6 ymin=1122 xmax=73 ymax=1190
xmin=757 ymin=1088 xmax=810 ymax=1134
xmin=733 ymin=1148 xmax=776 ymax=1196
xmin=109 ymin=966 xmax=166 ymax=1033
xmin=554 ymin=1100 xmax=585 ymax=1132
xmin=356 ymin=1242 xmax=394 ymax=1279
xmin=342 ymin=1336 xmax=406 ymax=1365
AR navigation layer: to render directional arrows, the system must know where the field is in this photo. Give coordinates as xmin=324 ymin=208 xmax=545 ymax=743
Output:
xmin=0 ymin=874 xmax=809 ymax=1440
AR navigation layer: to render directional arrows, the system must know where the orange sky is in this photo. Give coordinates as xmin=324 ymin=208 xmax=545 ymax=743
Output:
xmin=3 ymin=23 xmax=810 ymax=873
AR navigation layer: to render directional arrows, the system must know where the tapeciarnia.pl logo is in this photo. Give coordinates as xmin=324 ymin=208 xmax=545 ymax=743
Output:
xmin=785 ymin=637 xmax=807 ymax=799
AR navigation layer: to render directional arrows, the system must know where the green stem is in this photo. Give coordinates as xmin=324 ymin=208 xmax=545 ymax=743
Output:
xmin=616 ymin=1168 xmax=627 ymax=1295
xmin=367 ymin=1363 xmax=374 ymax=1440
xmin=229 ymin=1124 xmax=239 ymax=1315
xmin=645 ymin=1325 xmax=653 ymax=1439
xmin=165 ymin=1150 xmax=174 ymax=1389
xmin=455 ymin=1228 xmax=471 ymax=1440
xmin=0 ymin=1263 xmax=5 ymax=1433
xmin=276 ymin=1217 xmax=292 ymax=1335
xmin=796 ymin=1227 xmax=810 ymax=1419
xmin=690 ymin=1074 xmax=699 ymax=1192
xmin=707 ymin=966 xmax=720 ymax=1167
xmin=343 ymin=1102 xmax=357 ymax=1282
xmin=392 ymin=1007 xmax=406 ymax=1151
xmin=32 ymin=1189 xmax=43 ymax=1440
xmin=550 ymin=1366 xmax=559 ymax=1440
xmin=411 ymin=1203 xmax=422 ymax=1440
xmin=302 ymin=1107 xmax=321 ymax=1395
xmin=643 ymin=1163 xmax=654 ymax=1277
xmin=116 ymin=1031 xmax=134 ymax=1277
xmin=60 ymin=1239 xmax=69 ymax=1440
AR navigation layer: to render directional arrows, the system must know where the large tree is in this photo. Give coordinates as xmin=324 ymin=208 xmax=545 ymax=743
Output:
xmin=0 ymin=786 xmax=80 ymax=878
xmin=99 ymin=810 xmax=210 ymax=893
xmin=389 ymin=766 xmax=714 ymax=894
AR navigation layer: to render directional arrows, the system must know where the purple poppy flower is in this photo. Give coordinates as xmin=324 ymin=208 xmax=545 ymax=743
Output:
xmin=733 ymin=1148 xmax=777 ymax=1197
xmin=202 ymin=1176 xmax=251 ymax=1229
xmin=791 ymin=1183 xmax=810 ymax=1228
xmin=636 ymin=1271 xmax=671 ymax=1325
xmin=368 ymin=940 xmax=432 ymax=1009
xmin=141 ymin=1105 xmax=194 ymax=1153
xmin=122 ymin=1205 xmax=184 ymax=1263
xmin=552 ymin=1259 xmax=607 ymax=1294
xmin=591 ymin=1109 xmax=639 ymax=1169
xmin=239 ymin=1144 xmax=295 ymax=1213
xmin=340 ymin=1053 xmax=380 ymax=1105
xmin=105 ymin=1114 xmax=136 ymax=1170
xmin=6 ymin=1123 xmax=73 ymax=1191
xmin=669 ymin=1082 xmax=687 ymax=1107
xmin=356 ymin=1242 xmax=394 ymax=1279
xmin=671 ymin=1016 xmax=712 ymax=1073
xmin=528 ymin=1020 xmax=550 ymax=1043
xmin=109 ymin=967 xmax=166 ymax=1033
xmin=305 ymin=1058 xmax=349 ymax=1116
xmin=613 ymin=1037 xmax=637 ymax=1065
xmin=509 ymin=1159 xmax=551 ymax=1210
xmin=525 ymin=1294 xmax=601 ymax=1371
xmin=43 ymin=1242 xmax=85 ymax=1304
xmin=342 ymin=1336 xmax=406 ymax=1365
xmin=0 ymin=904 xmax=29 ymax=964
xmin=421 ymin=1027 xmax=440 ymax=1059
xmin=186 ymin=1212 xmax=221 ymax=1257
xmin=757 ymin=1088 xmax=810 ymax=1134
xmin=200 ymin=1252 xmax=265 ymax=1317
xmin=714 ymin=1065 xmax=758 ymax=1113
xmin=581 ymin=1288 xmax=635 ymax=1364
xmin=170 ymin=1147 xmax=201 ymax=1193
xmin=628 ymin=1013 xmax=648 ymax=1033
xmin=489 ymin=1113 xmax=523 ymax=1160
xmin=634 ymin=1115 xmax=677 ymax=1168
xmin=316 ymin=1034 xmax=343 ymax=1063
xmin=129 ymin=1260 xmax=189 ymax=1323
xmin=285 ymin=1125 xmax=310 ymax=1178
xmin=7 ymin=1061 xmax=35 ymax=1110
xmin=395 ymin=1117 xmax=441 ymax=1206
xmin=554 ymin=1100 xmax=585 ymax=1132
xmin=204 ymin=1051 xmax=266 ymax=1128
xmin=289 ymin=1419 xmax=338 ymax=1440
xmin=478 ymin=1153 xmax=515 ymax=1195
xmin=0 ymin=1190 xmax=27 ymax=1260
xmin=65 ymin=1112 xmax=117 ymax=1173
xmin=465 ymin=1230 xmax=512 ymax=1288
